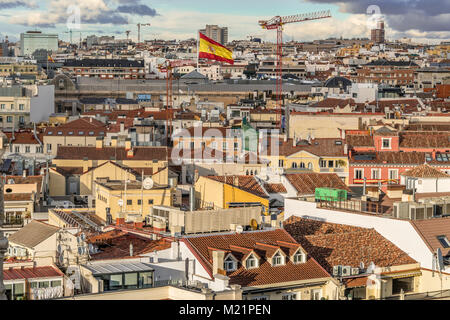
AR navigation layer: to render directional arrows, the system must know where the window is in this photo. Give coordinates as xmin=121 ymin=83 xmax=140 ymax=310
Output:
xmin=39 ymin=281 xmax=50 ymax=288
xmin=19 ymin=104 xmax=24 ymax=111
xmin=389 ymin=169 xmax=398 ymax=181
xmin=371 ymin=169 xmax=380 ymax=180
xmin=224 ymin=256 xmax=237 ymax=272
xmin=319 ymin=160 xmax=327 ymax=168
xmin=272 ymin=252 xmax=284 ymax=266
xmin=109 ymin=274 xmax=123 ymax=290
xmin=124 ymin=273 xmax=138 ymax=289
xmin=355 ymin=169 xmax=363 ymax=180
xmin=15 ymin=146 xmax=20 ymax=153
xmin=308 ymin=162 xmax=313 ymax=170
xmin=137 ymin=200 xmax=142 ymax=205
xmin=382 ymin=138 xmax=391 ymax=149
xmin=328 ymin=160 xmax=334 ymax=168
xmin=51 ymin=280 xmax=62 ymax=287
xmin=279 ymin=159 xmax=284 ymax=167
xmin=246 ymin=255 xmax=258 ymax=269
xmin=293 ymin=251 xmax=305 ymax=264
xmin=299 ymin=162 xmax=305 ymax=169
xmin=282 ymin=293 xmax=297 ymax=300
xmin=47 ymin=144 xmax=52 ymax=152
xmin=127 ymin=200 xmax=132 ymax=205
xmin=292 ymin=162 xmax=297 ymax=169
xmin=437 ymin=235 xmax=450 ymax=248
xmin=234 ymin=142 xmax=239 ymax=150
xmin=6 ymin=116 xmax=12 ymax=123
xmin=251 ymin=296 xmax=268 ymax=300
xmin=148 ymin=199 xmax=154 ymax=205
xmin=311 ymin=289 xmax=322 ymax=300
xmin=392 ymin=277 xmax=414 ymax=294
xmin=190 ymin=142 xmax=195 ymax=149
xmin=25 ymin=146 xmax=30 ymax=153
xmin=138 ymin=272 xmax=153 ymax=288
xmin=223 ymin=142 xmax=228 ymax=150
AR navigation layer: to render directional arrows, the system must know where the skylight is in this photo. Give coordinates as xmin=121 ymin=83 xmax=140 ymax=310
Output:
xmin=437 ymin=235 xmax=450 ymax=248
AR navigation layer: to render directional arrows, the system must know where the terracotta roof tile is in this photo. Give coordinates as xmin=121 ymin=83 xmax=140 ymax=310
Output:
xmin=401 ymin=164 xmax=450 ymax=178
xmin=285 ymin=173 xmax=351 ymax=196
xmin=264 ymin=183 xmax=287 ymax=194
xmin=3 ymin=266 xmax=64 ymax=281
xmin=56 ymin=146 xmax=169 ymax=161
xmin=184 ymin=229 xmax=331 ymax=287
xmin=410 ymin=218 xmax=450 ymax=256
xmin=284 ymin=217 xmax=417 ymax=273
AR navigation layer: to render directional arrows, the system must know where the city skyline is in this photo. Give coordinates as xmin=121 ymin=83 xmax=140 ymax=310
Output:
xmin=0 ymin=0 xmax=448 ymax=44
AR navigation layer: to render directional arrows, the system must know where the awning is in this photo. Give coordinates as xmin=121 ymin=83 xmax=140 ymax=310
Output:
xmin=83 ymin=262 xmax=154 ymax=276
xmin=383 ymin=270 xmax=422 ymax=279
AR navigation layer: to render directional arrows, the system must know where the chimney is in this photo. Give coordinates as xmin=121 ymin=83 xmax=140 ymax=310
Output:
xmin=116 ymin=218 xmax=125 ymax=226
xmin=432 ymin=150 xmax=436 ymax=161
xmin=96 ymin=137 xmax=104 ymax=149
xmin=111 ymin=136 xmax=118 ymax=147
xmin=120 ymin=122 xmax=125 ymax=133
xmin=22 ymin=169 xmax=27 ymax=177
xmin=125 ymin=138 xmax=132 ymax=151
xmin=212 ymin=250 xmax=225 ymax=276
xmin=129 ymin=243 xmax=134 ymax=257
xmin=189 ymin=186 xmax=195 ymax=211
xmin=127 ymin=148 xmax=134 ymax=158
xmin=344 ymin=143 xmax=348 ymax=155
xmin=153 ymin=251 xmax=159 ymax=263
xmin=233 ymin=176 xmax=239 ymax=186
xmin=82 ymin=157 xmax=89 ymax=173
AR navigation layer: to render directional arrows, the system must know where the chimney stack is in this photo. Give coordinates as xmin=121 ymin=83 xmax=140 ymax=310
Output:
xmin=233 ymin=176 xmax=239 ymax=186
xmin=212 ymin=250 xmax=225 ymax=276
xmin=96 ymin=137 xmax=104 ymax=149
xmin=129 ymin=243 xmax=133 ymax=257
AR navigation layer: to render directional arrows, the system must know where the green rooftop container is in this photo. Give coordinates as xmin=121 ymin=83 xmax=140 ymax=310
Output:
xmin=315 ymin=188 xmax=347 ymax=202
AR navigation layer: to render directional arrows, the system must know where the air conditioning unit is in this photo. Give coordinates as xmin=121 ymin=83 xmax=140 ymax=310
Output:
xmin=341 ymin=266 xmax=351 ymax=276
xmin=332 ymin=265 xmax=342 ymax=276
xmin=351 ymin=267 xmax=360 ymax=276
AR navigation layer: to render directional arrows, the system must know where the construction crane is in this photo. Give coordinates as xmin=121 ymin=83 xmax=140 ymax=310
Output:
xmin=158 ymin=59 xmax=196 ymax=145
xmin=137 ymin=23 xmax=151 ymax=44
xmin=258 ymin=10 xmax=331 ymax=129
xmin=64 ymin=30 xmax=84 ymax=48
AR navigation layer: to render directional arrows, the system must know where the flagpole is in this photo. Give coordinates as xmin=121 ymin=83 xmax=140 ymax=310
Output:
xmin=196 ymin=30 xmax=200 ymax=71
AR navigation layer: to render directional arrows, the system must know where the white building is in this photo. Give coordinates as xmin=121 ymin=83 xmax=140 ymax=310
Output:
xmin=20 ymin=31 xmax=58 ymax=57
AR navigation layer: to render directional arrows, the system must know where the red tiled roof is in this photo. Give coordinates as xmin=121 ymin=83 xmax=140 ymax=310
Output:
xmin=55 ymin=146 xmax=169 ymax=161
xmin=400 ymin=134 xmax=450 ymax=149
xmin=284 ymin=217 xmax=417 ymax=274
xmin=264 ymin=138 xmax=346 ymax=157
xmin=183 ymin=229 xmax=331 ymax=287
xmin=264 ymin=183 xmax=287 ymax=194
xmin=88 ymin=230 xmax=171 ymax=260
xmin=410 ymin=217 xmax=450 ymax=256
xmin=206 ymin=175 xmax=268 ymax=198
xmin=346 ymin=134 xmax=374 ymax=148
xmin=3 ymin=266 xmax=64 ymax=281
xmin=5 ymin=131 xmax=43 ymax=145
xmin=285 ymin=173 xmax=351 ymax=196
xmin=401 ymin=164 xmax=450 ymax=178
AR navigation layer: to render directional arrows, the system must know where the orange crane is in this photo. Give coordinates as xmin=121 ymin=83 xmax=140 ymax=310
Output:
xmin=159 ymin=59 xmax=196 ymax=144
xmin=258 ymin=10 xmax=332 ymax=130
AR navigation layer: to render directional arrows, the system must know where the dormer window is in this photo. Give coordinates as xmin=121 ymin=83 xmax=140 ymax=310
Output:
xmin=382 ymin=138 xmax=391 ymax=149
xmin=293 ymin=250 xmax=306 ymax=264
xmin=246 ymin=254 xmax=259 ymax=269
xmin=224 ymin=255 xmax=237 ymax=272
xmin=272 ymin=251 xmax=284 ymax=266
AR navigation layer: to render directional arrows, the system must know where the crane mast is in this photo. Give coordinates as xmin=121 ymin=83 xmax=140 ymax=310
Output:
xmin=159 ymin=59 xmax=196 ymax=145
xmin=259 ymin=10 xmax=332 ymax=130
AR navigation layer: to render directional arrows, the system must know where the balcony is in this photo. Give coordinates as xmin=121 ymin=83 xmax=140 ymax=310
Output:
xmin=3 ymin=217 xmax=24 ymax=228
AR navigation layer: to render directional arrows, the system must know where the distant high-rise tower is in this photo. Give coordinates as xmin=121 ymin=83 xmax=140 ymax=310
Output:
xmin=371 ymin=20 xmax=385 ymax=44
xmin=199 ymin=25 xmax=228 ymax=45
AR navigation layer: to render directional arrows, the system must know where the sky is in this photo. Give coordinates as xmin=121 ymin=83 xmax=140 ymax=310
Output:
xmin=0 ymin=0 xmax=449 ymax=44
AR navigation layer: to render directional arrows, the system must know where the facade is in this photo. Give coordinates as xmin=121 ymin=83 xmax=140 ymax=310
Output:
xmin=61 ymin=59 xmax=145 ymax=80
xmin=20 ymin=31 xmax=58 ymax=57
xmin=180 ymin=229 xmax=339 ymax=300
xmin=352 ymin=60 xmax=419 ymax=86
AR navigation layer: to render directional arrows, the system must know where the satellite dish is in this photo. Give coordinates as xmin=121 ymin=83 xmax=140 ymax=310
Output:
xmin=143 ymin=177 xmax=154 ymax=190
xmin=63 ymin=201 xmax=69 ymax=209
xmin=58 ymin=252 xmax=64 ymax=265
xmin=437 ymin=248 xmax=444 ymax=271
xmin=236 ymin=225 xmax=244 ymax=233
xmin=250 ymin=219 xmax=258 ymax=231
xmin=118 ymin=199 xmax=124 ymax=207
xmin=57 ymin=244 xmax=62 ymax=254
xmin=88 ymin=243 xmax=94 ymax=254
xmin=367 ymin=261 xmax=376 ymax=274
xmin=359 ymin=262 xmax=365 ymax=270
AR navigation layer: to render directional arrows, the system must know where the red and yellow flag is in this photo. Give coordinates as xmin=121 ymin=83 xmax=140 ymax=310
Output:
xmin=48 ymin=55 xmax=55 ymax=63
xmin=199 ymin=32 xmax=234 ymax=65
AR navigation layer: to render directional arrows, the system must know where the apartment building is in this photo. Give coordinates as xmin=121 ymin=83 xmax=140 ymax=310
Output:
xmin=61 ymin=59 xmax=145 ymax=80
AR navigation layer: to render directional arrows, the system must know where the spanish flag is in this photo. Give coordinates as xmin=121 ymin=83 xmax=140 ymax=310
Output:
xmin=199 ymin=32 xmax=234 ymax=65
xmin=48 ymin=55 xmax=55 ymax=63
